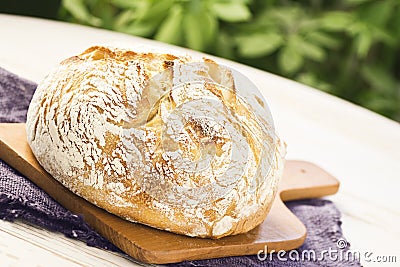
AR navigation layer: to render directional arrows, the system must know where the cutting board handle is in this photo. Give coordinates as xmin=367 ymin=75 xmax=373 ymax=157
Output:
xmin=280 ymin=160 xmax=339 ymax=201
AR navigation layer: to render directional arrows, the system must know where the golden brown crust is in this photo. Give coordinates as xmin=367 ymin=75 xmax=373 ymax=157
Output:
xmin=26 ymin=46 xmax=285 ymax=238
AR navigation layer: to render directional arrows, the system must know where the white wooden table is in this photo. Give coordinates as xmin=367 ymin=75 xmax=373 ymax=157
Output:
xmin=0 ymin=14 xmax=399 ymax=267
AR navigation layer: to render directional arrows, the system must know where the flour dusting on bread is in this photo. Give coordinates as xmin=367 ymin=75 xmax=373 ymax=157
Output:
xmin=26 ymin=46 xmax=285 ymax=238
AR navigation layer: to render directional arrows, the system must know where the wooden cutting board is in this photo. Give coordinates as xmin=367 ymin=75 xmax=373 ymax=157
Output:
xmin=0 ymin=123 xmax=339 ymax=264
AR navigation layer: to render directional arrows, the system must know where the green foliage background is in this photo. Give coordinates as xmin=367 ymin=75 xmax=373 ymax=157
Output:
xmin=59 ymin=0 xmax=400 ymax=121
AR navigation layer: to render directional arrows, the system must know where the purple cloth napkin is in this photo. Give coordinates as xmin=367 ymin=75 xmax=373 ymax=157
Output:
xmin=0 ymin=67 xmax=360 ymax=266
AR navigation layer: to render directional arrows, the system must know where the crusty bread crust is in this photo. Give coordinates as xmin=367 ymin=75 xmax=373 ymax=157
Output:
xmin=26 ymin=46 xmax=285 ymax=238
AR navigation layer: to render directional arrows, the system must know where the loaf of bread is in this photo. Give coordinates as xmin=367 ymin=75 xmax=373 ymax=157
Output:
xmin=26 ymin=46 xmax=285 ymax=238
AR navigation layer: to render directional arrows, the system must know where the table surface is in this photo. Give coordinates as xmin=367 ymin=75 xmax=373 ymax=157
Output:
xmin=0 ymin=14 xmax=399 ymax=267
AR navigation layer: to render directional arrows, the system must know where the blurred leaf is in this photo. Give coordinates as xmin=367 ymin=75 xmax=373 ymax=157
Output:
xmin=361 ymin=91 xmax=399 ymax=117
xmin=361 ymin=65 xmax=397 ymax=94
xmin=357 ymin=0 xmax=393 ymax=27
xmin=154 ymin=6 xmax=183 ymax=45
xmin=62 ymin=0 xmax=101 ymax=26
xmin=183 ymin=12 xmax=205 ymax=51
xmin=278 ymin=45 xmax=303 ymax=74
xmin=346 ymin=21 xmax=364 ymax=35
xmin=345 ymin=0 xmax=375 ymax=6
xmin=114 ymin=10 xmax=136 ymax=29
xmin=212 ymin=2 xmax=252 ymax=22
xmin=305 ymin=31 xmax=342 ymax=49
xmin=93 ymin=1 xmax=115 ymax=29
xmin=122 ymin=20 xmax=158 ymax=36
xmin=297 ymin=18 xmax=321 ymax=32
xmin=389 ymin=5 xmax=400 ymax=40
xmin=371 ymin=26 xmax=396 ymax=46
xmin=111 ymin=0 xmax=141 ymax=9
xmin=236 ymin=32 xmax=283 ymax=58
xmin=62 ymin=0 xmax=87 ymax=20
xmin=354 ymin=31 xmax=372 ymax=57
xmin=136 ymin=0 xmax=173 ymax=22
xmin=214 ymin=32 xmax=235 ymax=60
xmin=366 ymin=96 xmax=397 ymax=111
xmin=183 ymin=7 xmax=217 ymax=51
xmin=260 ymin=7 xmax=302 ymax=31
xmin=348 ymin=21 xmax=395 ymax=57
xmin=359 ymin=64 xmax=399 ymax=117
xmin=119 ymin=1 xmax=173 ymax=37
xmin=320 ymin=11 xmax=353 ymax=31
xmin=202 ymin=13 xmax=218 ymax=45
xmin=344 ymin=0 xmax=373 ymax=5
xmin=297 ymin=72 xmax=334 ymax=93
xmin=293 ymin=35 xmax=326 ymax=61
